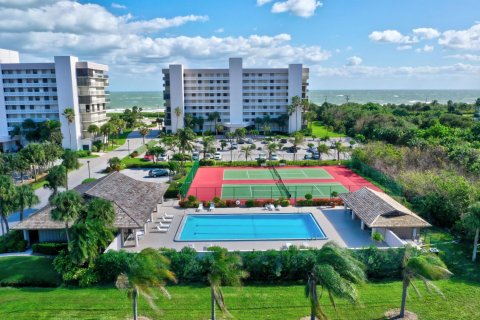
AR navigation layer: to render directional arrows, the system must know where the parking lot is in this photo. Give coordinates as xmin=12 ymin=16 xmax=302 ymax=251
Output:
xmin=120 ymin=168 xmax=170 ymax=183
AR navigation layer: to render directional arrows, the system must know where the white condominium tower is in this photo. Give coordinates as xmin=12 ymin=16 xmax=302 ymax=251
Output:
xmin=0 ymin=49 xmax=109 ymax=151
xmin=162 ymin=58 xmax=309 ymax=133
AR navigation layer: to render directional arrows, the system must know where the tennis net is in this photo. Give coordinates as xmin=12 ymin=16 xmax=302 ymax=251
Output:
xmin=269 ymin=165 xmax=291 ymax=198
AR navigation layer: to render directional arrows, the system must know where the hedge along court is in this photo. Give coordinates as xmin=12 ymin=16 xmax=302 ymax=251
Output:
xmin=187 ymin=165 xmax=380 ymax=202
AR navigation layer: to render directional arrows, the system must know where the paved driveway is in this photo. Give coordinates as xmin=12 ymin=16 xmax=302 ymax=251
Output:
xmin=121 ymin=168 xmax=170 ymax=183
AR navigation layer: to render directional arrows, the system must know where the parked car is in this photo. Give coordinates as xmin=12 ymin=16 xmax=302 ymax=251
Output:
xmin=192 ymin=152 xmax=200 ymax=160
xmin=143 ymin=154 xmax=153 ymax=161
xmin=288 ymin=146 xmax=298 ymax=153
xmin=270 ymin=153 xmax=279 ymax=160
xmin=205 ymin=153 xmax=213 ymax=159
xmin=312 ymin=153 xmax=320 ymax=160
xmin=231 ymin=143 xmax=238 ymax=150
xmin=238 ymin=139 xmax=245 ymax=144
xmin=148 ymin=169 xmax=169 ymax=177
xmin=214 ymin=152 xmax=222 ymax=160
xmin=246 ymin=138 xmax=253 ymax=144
xmin=257 ymin=153 xmax=267 ymax=160
xmin=157 ymin=154 xmax=168 ymax=161
xmin=280 ymin=138 xmax=288 ymax=143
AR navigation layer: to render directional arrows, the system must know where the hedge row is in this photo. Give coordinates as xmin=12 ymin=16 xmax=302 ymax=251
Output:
xmin=32 ymin=242 xmax=68 ymax=255
xmin=0 ymin=230 xmax=27 ymax=254
xmin=88 ymin=246 xmax=404 ymax=286
xmin=203 ymin=160 xmax=348 ymax=167
xmin=296 ymin=198 xmax=343 ymax=207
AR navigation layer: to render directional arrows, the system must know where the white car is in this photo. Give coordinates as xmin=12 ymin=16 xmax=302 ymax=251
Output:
xmin=192 ymin=152 xmax=200 ymax=161
xmin=214 ymin=152 xmax=222 ymax=160
xmin=157 ymin=154 xmax=168 ymax=161
xmin=270 ymin=153 xmax=279 ymax=160
xmin=257 ymin=153 xmax=267 ymax=160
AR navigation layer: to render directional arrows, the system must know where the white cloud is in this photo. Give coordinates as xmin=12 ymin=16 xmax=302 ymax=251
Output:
xmin=396 ymin=45 xmax=412 ymax=51
xmin=264 ymin=0 xmax=322 ymax=18
xmin=313 ymin=63 xmax=480 ymax=78
xmin=415 ymin=45 xmax=434 ymax=53
xmin=257 ymin=0 xmax=273 ymax=5
xmin=447 ymin=54 xmax=480 ymax=62
xmin=413 ymin=27 xmax=440 ymax=39
xmin=111 ymin=3 xmax=126 ymax=9
xmin=439 ymin=23 xmax=480 ymax=50
xmin=127 ymin=15 xmax=209 ymax=34
xmin=369 ymin=30 xmax=417 ymax=44
xmin=215 ymin=28 xmax=224 ymax=33
xmin=346 ymin=56 xmax=362 ymax=66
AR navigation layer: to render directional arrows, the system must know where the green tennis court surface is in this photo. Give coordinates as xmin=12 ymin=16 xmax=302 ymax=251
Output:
xmin=223 ymin=168 xmax=332 ymax=180
xmin=221 ymin=183 xmax=348 ymax=199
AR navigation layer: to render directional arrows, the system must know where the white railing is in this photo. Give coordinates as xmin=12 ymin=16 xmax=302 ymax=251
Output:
xmin=384 ymin=229 xmax=406 ymax=247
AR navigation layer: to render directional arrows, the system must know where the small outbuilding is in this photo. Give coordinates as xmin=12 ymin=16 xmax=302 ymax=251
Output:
xmin=13 ymin=172 xmax=168 ymax=248
xmin=339 ymin=187 xmax=431 ymax=246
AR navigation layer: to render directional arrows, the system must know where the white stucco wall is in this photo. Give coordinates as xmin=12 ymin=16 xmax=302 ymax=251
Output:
xmin=288 ymin=64 xmax=303 ymax=133
xmin=384 ymin=228 xmax=406 ymax=247
xmin=169 ymin=64 xmax=184 ymax=133
xmin=228 ymin=57 xmax=243 ymax=125
xmin=54 ymin=56 xmax=82 ymax=150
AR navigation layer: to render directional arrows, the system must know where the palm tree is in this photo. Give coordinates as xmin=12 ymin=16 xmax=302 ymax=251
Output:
xmin=44 ymin=165 xmax=67 ymax=198
xmin=215 ymin=124 xmax=224 ymax=136
xmin=239 ymin=146 xmax=253 ymax=161
xmin=463 ymin=202 xmax=480 ymax=262
xmin=100 ymin=122 xmax=115 ymax=150
xmin=208 ymin=112 xmax=221 ymax=134
xmin=87 ymin=124 xmax=100 ymax=145
xmin=267 ymin=143 xmax=278 ymax=159
xmin=288 ymin=96 xmax=301 ymax=132
xmin=290 ymin=132 xmax=304 ymax=161
xmin=317 ymin=143 xmax=330 ymax=161
xmin=15 ymin=184 xmax=39 ymax=222
xmin=333 ymin=141 xmax=345 ymax=161
xmin=176 ymin=128 xmax=195 ymax=168
xmin=205 ymin=246 xmax=248 ymax=320
xmin=202 ymin=136 xmax=215 ymax=159
xmin=50 ymin=190 xmax=83 ymax=244
xmin=305 ymin=242 xmax=365 ymax=320
xmin=138 ymin=126 xmax=150 ymax=145
xmin=0 ymin=175 xmax=17 ymax=235
xmin=174 ymin=106 xmax=182 ymax=132
xmin=116 ymin=248 xmax=176 ymax=320
xmin=397 ymin=246 xmax=452 ymax=318
xmin=62 ymin=108 xmax=75 ymax=149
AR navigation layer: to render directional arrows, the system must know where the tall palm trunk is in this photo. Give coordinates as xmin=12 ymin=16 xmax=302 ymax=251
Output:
xmin=20 ymin=208 xmax=25 ymax=222
xmin=1 ymin=215 xmax=9 ymax=233
xmin=133 ymin=288 xmax=138 ymax=320
xmin=0 ymin=218 xmax=5 ymax=244
xmin=400 ymin=279 xmax=409 ymax=318
xmin=211 ymin=286 xmax=216 ymax=320
xmin=64 ymin=222 xmax=70 ymax=245
xmin=473 ymin=228 xmax=479 ymax=262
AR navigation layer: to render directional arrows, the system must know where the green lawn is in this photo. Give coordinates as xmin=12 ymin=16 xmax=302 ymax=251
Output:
xmin=31 ymin=179 xmax=47 ymax=190
xmin=103 ymin=129 xmax=133 ymax=152
xmin=310 ymin=121 xmax=346 ymax=138
xmin=0 ymin=280 xmax=478 ymax=319
xmin=0 ymin=256 xmax=60 ymax=287
xmin=78 ymin=154 xmax=100 ymax=159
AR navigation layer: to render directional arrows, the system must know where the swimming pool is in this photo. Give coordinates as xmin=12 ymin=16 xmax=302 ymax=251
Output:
xmin=177 ymin=213 xmax=327 ymax=241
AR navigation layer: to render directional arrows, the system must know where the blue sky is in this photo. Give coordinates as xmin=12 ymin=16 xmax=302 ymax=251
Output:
xmin=1 ymin=0 xmax=480 ymax=90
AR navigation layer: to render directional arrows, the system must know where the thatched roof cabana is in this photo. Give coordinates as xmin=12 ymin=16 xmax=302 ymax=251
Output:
xmin=339 ymin=187 xmax=431 ymax=229
xmin=14 ymin=172 xmax=168 ymax=230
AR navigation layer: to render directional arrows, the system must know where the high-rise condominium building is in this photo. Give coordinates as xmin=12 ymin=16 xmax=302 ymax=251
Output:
xmin=162 ymin=58 xmax=309 ymax=134
xmin=0 ymin=49 xmax=109 ymax=151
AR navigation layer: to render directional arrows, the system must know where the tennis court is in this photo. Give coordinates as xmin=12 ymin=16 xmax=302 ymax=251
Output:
xmin=221 ymin=183 xmax=349 ymax=199
xmin=223 ymin=168 xmax=332 ymax=180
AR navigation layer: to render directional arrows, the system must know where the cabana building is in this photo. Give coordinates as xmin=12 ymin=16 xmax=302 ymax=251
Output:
xmin=13 ymin=172 xmax=168 ymax=248
xmin=340 ymin=187 xmax=431 ymax=247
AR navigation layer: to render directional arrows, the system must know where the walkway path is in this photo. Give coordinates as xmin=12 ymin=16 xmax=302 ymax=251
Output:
xmin=2 ymin=130 xmax=159 ymax=236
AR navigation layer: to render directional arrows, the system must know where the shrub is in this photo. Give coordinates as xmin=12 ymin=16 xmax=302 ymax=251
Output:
xmin=296 ymin=198 xmax=343 ymax=207
xmin=82 ymin=178 xmax=97 ymax=184
xmin=305 ymin=193 xmax=313 ymax=200
xmin=76 ymin=150 xmax=91 ymax=158
xmin=171 ymin=173 xmax=183 ymax=181
xmin=130 ymin=150 xmax=139 ymax=158
xmin=94 ymin=250 xmax=136 ymax=284
xmin=245 ymin=199 xmax=254 ymax=207
xmin=352 ymin=246 xmax=405 ymax=279
xmin=93 ymin=140 xmax=103 ymax=151
xmin=160 ymin=247 xmax=204 ymax=283
xmin=32 ymin=242 xmax=68 ymax=255
xmin=199 ymin=159 xmax=216 ymax=166
xmin=172 ymin=153 xmax=192 ymax=161
xmin=0 ymin=230 xmax=28 ymax=253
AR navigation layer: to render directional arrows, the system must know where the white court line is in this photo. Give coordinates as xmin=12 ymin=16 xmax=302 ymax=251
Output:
xmin=246 ymin=170 xmax=250 ymax=179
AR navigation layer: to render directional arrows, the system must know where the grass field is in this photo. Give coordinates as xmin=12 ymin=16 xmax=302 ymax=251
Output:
xmin=0 ymin=280 xmax=478 ymax=320
xmin=1 ymin=229 xmax=480 ymax=319
xmin=221 ymin=183 xmax=348 ymax=199
xmin=0 ymin=256 xmax=60 ymax=287
xmin=310 ymin=121 xmax=346 ymax=138
xmin=223 ymin=168 xmax=333 ymax=180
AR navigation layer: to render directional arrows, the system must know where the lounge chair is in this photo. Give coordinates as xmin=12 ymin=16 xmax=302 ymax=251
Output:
xmin=160 ymin=217 xmax=171 ymax=224
xmin=156 ymin=225 xmax=169 ymax=233
xmin=275 ymin=205 xmax=281 ymax=211
xmin=196 ymin=203 xmax=204 ymax=212
xmin=209 ymin=202 xmax=215 ymax=212
xmin=164 ymin=213 xmax=174 ymax=219
xmin=158 ymin=222 xmax=170 ymax=228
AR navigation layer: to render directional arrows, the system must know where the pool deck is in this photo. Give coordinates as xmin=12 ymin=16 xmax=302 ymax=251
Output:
xmin=124 ymin=200 xmax=383 ymax=252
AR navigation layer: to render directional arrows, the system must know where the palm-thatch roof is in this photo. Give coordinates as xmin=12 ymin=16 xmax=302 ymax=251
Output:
xmin=339 ymin=187 xmax=431 ymax=228
xmin=13 ymin=172 xmax=167 ymax=230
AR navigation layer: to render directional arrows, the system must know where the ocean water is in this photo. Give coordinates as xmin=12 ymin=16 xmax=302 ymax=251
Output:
xmin=108 ymin=90 xmax=480 ymax=111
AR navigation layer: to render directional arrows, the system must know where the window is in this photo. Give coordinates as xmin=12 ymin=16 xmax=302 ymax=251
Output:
xmin=86 ymin=105 xmax=90 ymax=112
xmin=45 ymin=105 xmax=50 ymax=110
xmin=30 ymin=106 xmax=34 ymax=110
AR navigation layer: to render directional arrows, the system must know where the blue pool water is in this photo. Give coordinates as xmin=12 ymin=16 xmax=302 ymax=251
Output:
xmin=177 ymin=213 xmax=326 ymax=241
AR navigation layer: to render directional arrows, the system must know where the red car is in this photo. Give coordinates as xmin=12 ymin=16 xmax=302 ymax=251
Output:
xmin=143 ymin=154 xmax=153 ymax=161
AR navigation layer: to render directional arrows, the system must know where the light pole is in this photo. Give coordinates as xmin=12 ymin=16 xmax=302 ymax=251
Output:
xmin=87 ymin=160 xmax=91 ymax=179
xmin=127 ymin=139 xmax=130 ymax=154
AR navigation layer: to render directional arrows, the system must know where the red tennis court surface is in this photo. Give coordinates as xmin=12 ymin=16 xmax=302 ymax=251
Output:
xmin=187 ymin=165 xmax=380 ymax=202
